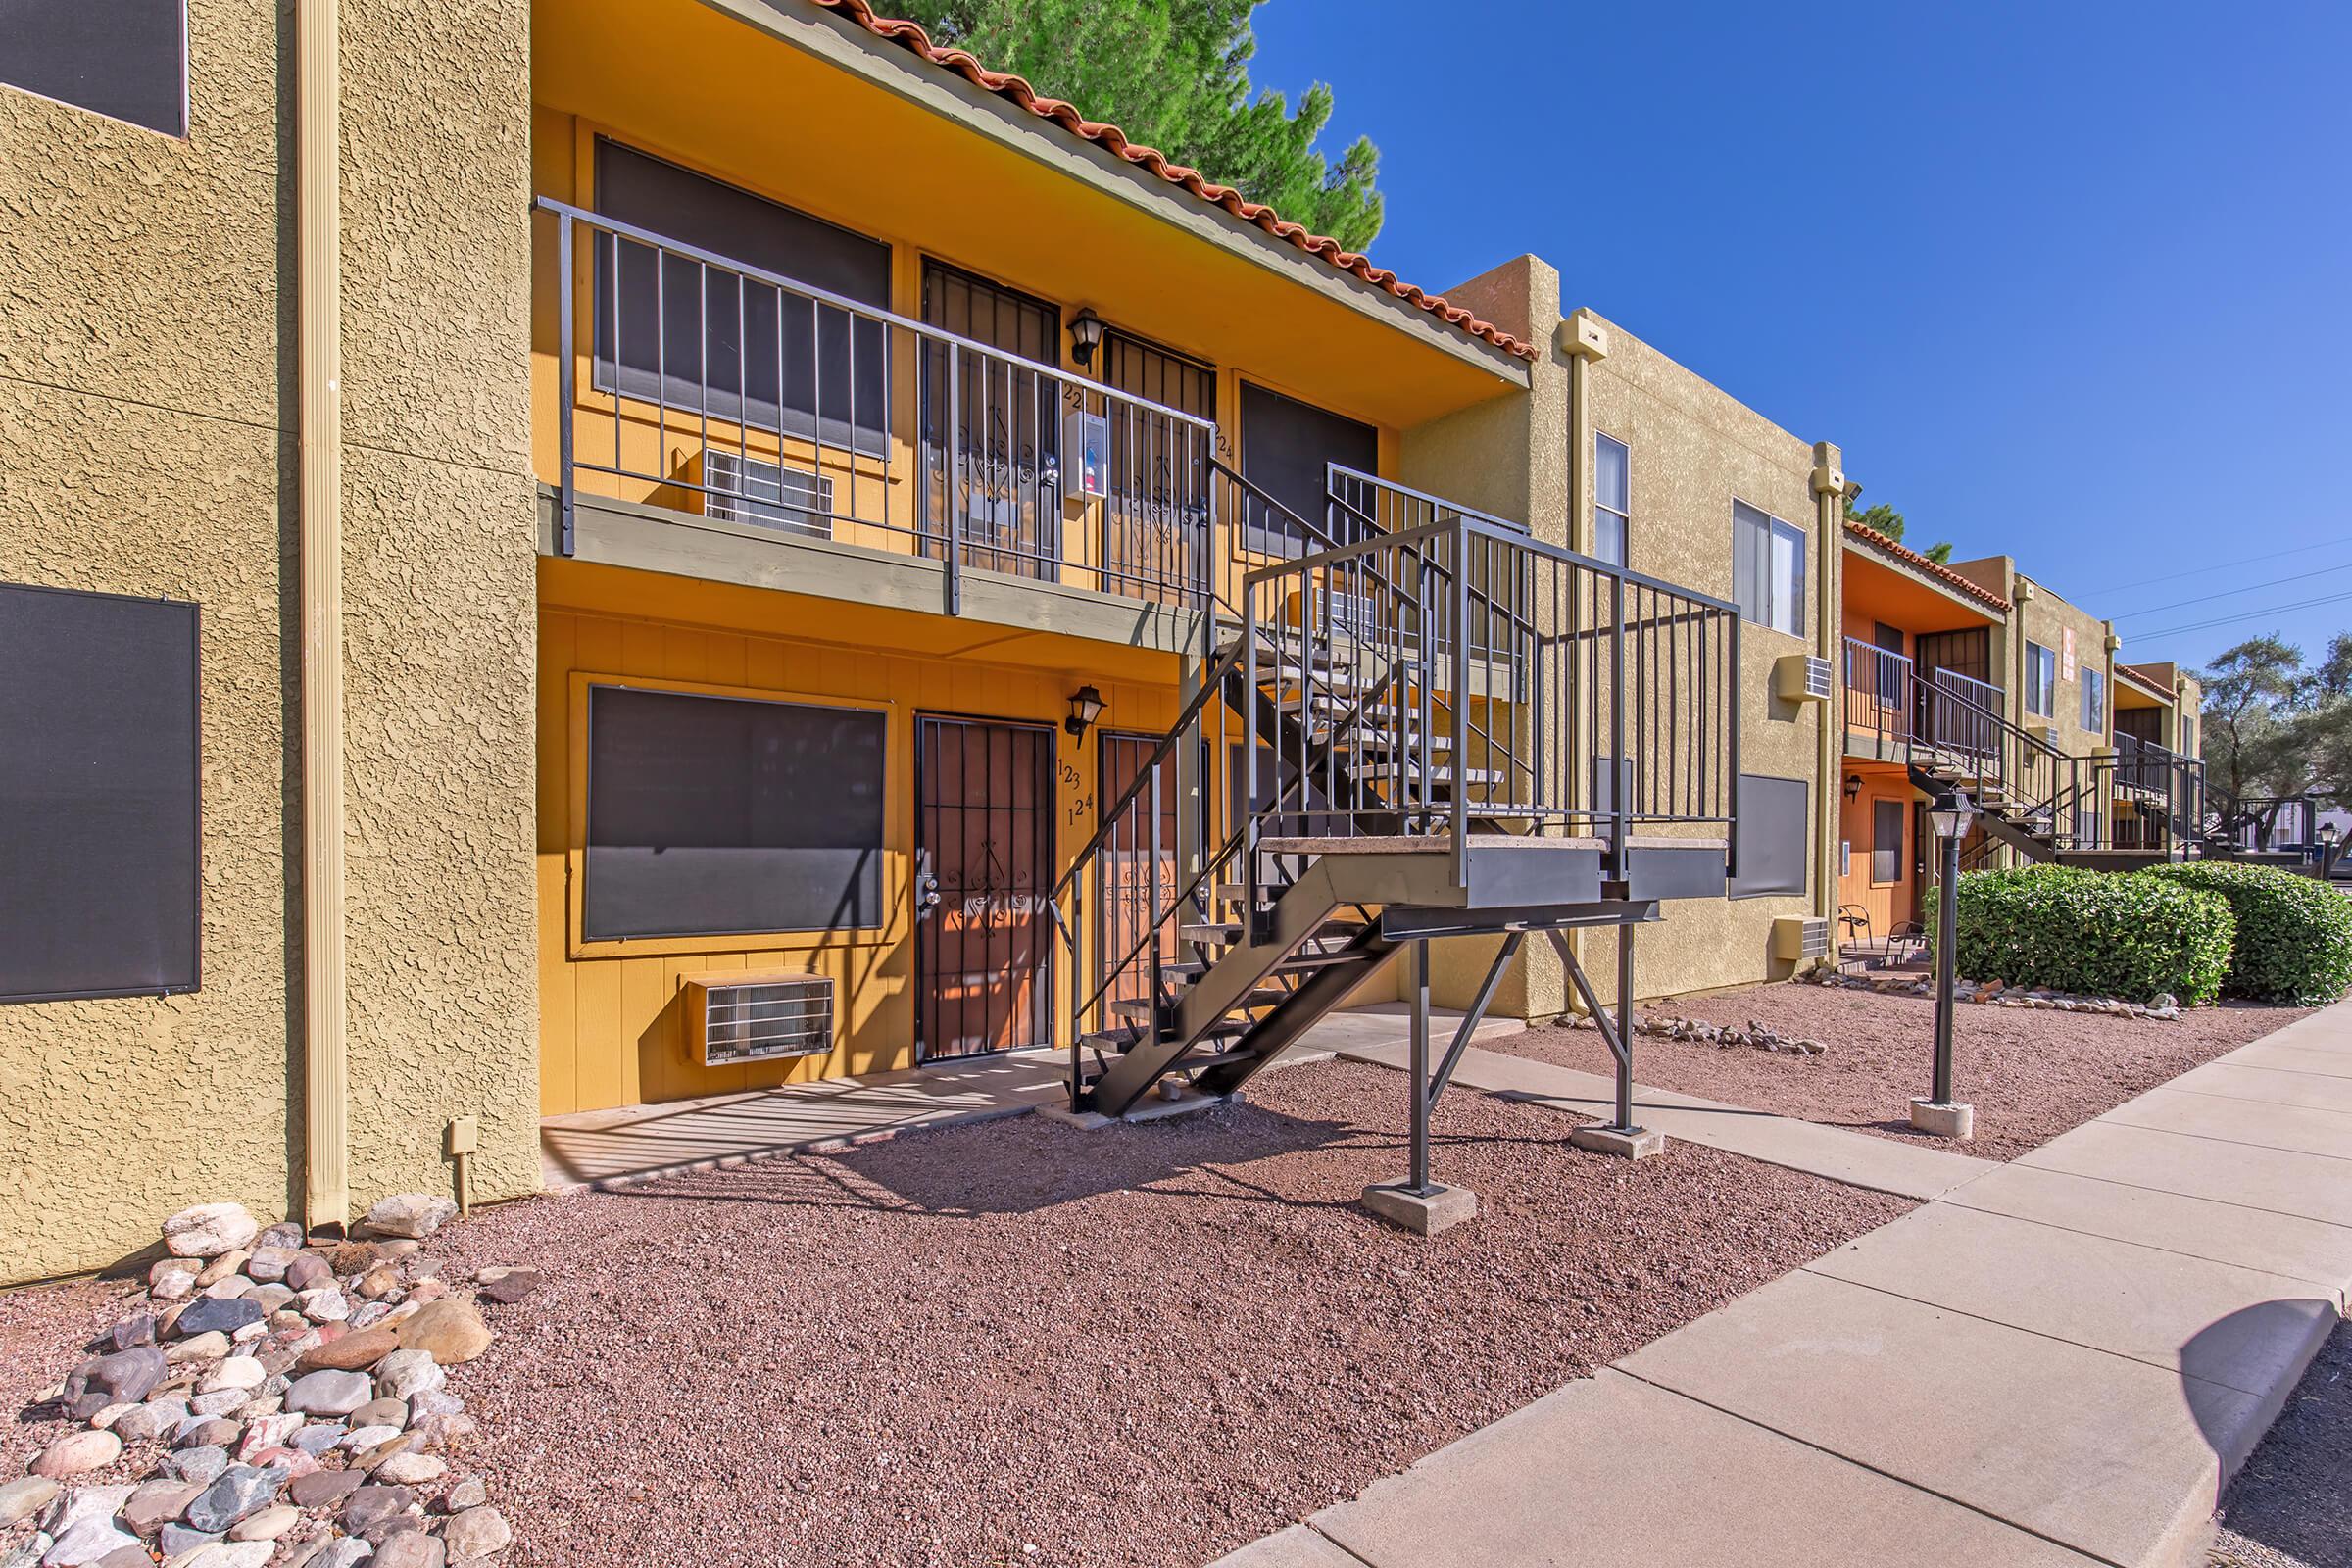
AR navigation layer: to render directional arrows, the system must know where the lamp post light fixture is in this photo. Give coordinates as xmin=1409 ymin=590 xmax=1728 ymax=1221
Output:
xmin=1064 ymin=684 xmax=1105 ymax=739
xmin=2323 ymin=819 xmax=2343 ymax=878
xmin=1912 ymin=788 xmax=1979 ymax=1140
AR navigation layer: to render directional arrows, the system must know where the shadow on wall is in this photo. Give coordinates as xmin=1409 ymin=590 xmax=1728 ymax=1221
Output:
xmin=2199 ymin=1312 xmax=2352 ymax=1565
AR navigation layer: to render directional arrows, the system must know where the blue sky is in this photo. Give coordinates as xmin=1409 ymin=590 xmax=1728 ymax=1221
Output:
xmin=1250 ymin=1 xmax=2352 ymax=675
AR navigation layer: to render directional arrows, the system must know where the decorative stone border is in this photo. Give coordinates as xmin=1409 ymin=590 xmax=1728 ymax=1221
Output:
xmin=1802 ymin=965 xmax=2182 ymax=1020
xmin=3 ymin=1200 xmax=535 ymax=1568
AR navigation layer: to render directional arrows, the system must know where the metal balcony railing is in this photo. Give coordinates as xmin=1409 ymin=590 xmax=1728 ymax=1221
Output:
xmin=1842 ymin=636 xmax=1913 ymax=752
xmin=1917 ymin=666 xmax=2005 ymax=762
xmin=536 ymin=198 xmax=1221 ymax=614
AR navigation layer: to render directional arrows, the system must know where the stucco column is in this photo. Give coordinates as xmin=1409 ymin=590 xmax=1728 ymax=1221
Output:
xmin=1558 ymin=310 xmax=1610 ymax=1006
xmin=1810 ymin=444 xmax=1845 ymax=927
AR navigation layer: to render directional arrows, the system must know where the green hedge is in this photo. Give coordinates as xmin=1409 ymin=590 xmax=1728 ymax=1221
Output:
xmin=2142 ymin=861 xmax=2352 ymax=1004
xmin=1951 ymin=865 xmax=2233 ymax=1005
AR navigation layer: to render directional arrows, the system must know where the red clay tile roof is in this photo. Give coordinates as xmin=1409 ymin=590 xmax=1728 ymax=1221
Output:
xmin=2117 ymin=662 xmax=2174 ymax=700
xmin=810 ymin=0 xmax=1538 ymax=362
xmin=1843 ymin=520 xmax=2010 ymax=612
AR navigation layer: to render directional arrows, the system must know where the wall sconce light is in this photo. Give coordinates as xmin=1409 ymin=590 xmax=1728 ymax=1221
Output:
xmin=1065 ymin=684 xmax=1104 ymax=739
xmin=1843 ymin=773 xmax=1862 ymax=804
xmin=1068 ymin=309 xmax=1105 ymax=370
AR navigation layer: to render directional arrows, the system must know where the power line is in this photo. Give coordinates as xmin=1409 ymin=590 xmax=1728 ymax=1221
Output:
xmin=2135 ymin=588 xmax=2352 ymax=641
xmin=2115 ymin=560 xmax=2352 ymax=619
xmin=2079 ymin=535 xmax=2352 ymax=598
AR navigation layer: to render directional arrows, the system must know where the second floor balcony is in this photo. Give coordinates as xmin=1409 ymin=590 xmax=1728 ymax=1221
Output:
xmin=1841 ymin=635 xmax=2005 ymax=766
xmin=537 ymin=198 xmax=1269 ymax=651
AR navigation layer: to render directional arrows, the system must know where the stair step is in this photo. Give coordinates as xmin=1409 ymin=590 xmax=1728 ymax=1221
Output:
xmin=1109 ymin=988 xmax=1292 ymax=1023
xmin=1172 ymin=1045 xmax=1258 ymax=1072
xmin=1161 ymin=948 xmax=1371 ymax=980
xmin=1177 ymin=916 xmax=1365 ymax=948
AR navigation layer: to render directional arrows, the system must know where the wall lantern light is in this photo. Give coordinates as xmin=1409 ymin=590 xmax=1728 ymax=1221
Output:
xmin=1065 ymin=684 xmax=1105 ymax=739
xmin=1068 ymin=310 xmax=1105 ymax=370
xmin=1843 ymin=773 xmax=1862 ymax=804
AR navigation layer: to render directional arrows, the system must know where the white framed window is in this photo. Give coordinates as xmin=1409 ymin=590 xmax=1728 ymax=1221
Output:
xmin=1732 ymin=501 xmax=1805 ymax=635
xmin=2025 ymin=642 xmax=2057 ymax=717
xmin=1593 ymin=431 xmax=1630 ymax=567
xmin=2081 ymin=667 xmax=2105 ymax=732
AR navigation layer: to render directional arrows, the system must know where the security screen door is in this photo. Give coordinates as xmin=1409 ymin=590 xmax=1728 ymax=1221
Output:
xmin=913 ymin=715 xmax=1055 ymax=1061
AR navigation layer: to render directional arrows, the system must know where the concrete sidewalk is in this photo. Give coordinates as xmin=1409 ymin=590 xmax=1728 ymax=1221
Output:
xmin=539 ymin=1003 xmax=1523 ymax=1189
xmin=1334 ymin=1036 xmax=1997 ymax=1200
xmin=1222 ymin=1001 xmax=2352 ymax=1568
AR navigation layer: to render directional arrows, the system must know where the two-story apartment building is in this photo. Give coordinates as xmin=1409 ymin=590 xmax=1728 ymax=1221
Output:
xmin=4 ymin=0 xmax=1747 ymax=1280
xmin=1832 ymin=532 xmax=2210 ymax=937
xmin=1835 ymin=523 xmax=2011 ymax=938
xmin=7 ymin=0 xmax=2076 ymax=1284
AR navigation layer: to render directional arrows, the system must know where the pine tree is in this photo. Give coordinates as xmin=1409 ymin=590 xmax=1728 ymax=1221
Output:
xmin=889 ymin=0 xmax=1384 ymax=251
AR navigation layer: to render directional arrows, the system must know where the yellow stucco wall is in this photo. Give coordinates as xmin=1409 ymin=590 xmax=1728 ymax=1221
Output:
xmin=536 ymin=566 xmax=1189 ymax=1115
xmin=0 ymin=0 xmax=540 ymax=1283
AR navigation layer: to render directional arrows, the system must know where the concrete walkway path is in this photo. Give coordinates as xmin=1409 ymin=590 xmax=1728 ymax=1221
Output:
xmin=1223 ymin=1001 xmax=2352 ymax=1568
xmin=1334 ymin=1037 xmax=1997 ymax=1200
xmin=539 ymin=1003 xmax=1523 ymax=1190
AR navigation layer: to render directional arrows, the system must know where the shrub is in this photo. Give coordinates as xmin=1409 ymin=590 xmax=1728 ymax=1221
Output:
xmin=2142 ymin=861 xmax=2352 ymax=1004
xmin=1951 ymin=865 xmax=2233 ymax=1005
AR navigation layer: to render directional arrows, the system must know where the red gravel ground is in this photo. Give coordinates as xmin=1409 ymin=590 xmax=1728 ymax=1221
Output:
xmin=400 ymin=1057 xmax=1910 ymax=1568
xmin=1503 ymin=982 xmax=2311 ymax=1161
xmin=0 ymin=1272 xmax=130 ymax=1421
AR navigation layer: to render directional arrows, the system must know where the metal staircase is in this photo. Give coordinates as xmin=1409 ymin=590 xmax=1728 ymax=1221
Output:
xmin=1045 ymin=465 xmax=1747 ymax=1157
xmin=1903 ymin=671 xmax=2201 ymax=871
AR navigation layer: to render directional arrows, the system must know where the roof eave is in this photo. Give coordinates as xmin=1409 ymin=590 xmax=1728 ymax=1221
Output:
xmin=728 ymin=0 xmax=1532 ymax=384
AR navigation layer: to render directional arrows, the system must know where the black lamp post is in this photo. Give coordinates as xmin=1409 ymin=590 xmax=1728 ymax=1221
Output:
xmin=1912 ymin=789 xmax=1978 ymax=1138
xmin=2323 ymin=820 xmax=2343 ymax=878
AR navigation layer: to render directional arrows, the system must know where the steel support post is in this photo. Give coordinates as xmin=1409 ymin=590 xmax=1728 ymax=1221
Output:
xmin=1614 ymin=920 xmax=1637 ymax=1132
xmin=1407 ymin=938 xmax=1433 ymax=1195
xmin=1934 ymin=827 xmax=1960 ymax=1105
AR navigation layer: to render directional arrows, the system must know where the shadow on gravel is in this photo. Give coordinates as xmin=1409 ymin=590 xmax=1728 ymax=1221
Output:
xmin=2206 ymin=1316 xmax=2352 ymax=1567
xmin=595 ymin=1098 xmax=1563 ymax=1220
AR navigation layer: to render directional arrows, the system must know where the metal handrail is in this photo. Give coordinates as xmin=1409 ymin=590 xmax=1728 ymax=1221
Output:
xmin=537 ymin=197 xmax=1217 ymax=434
xmin=1843 ymin=636 xmax=1914 ymax=750
xmin=538 ymin=197 xmax=1219 ymax=611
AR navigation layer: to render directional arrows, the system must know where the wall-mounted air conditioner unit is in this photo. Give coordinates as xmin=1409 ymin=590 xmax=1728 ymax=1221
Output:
xmin=1770 ymin=916 xmax=1830 ymax=961
xmin=1774 ymin=654 xmax=1834 ymax=703
xmin=682 ymin=969 xmax=834 ymax=1067
xmin=702 ymin=450 xmax=833 ymax=539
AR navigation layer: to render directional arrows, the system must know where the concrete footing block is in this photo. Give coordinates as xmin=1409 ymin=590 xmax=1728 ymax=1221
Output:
xmin=1036 ymin=1101 xmax=1116 ymax=1132
xmin=1569 ymin=1124 xmax=1666 ymax=1159
xmin=1362 ymin=1182 xmax=1478 ymax=1235
xmin=1122 ymin=1087 xmax=1231 ymax=1123
xmin=1909 ymin=1098 xmax=1976 ymax=1140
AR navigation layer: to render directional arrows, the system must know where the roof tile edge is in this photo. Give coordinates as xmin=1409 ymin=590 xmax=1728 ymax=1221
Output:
xmin=1843 ymin=520 xmax=2010 ymax=613
xmin=815 ymin=0 xmax=1539 ymax=361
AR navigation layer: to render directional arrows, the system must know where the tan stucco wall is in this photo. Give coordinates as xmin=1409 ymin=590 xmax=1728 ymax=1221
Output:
xmin=0 ymin=0 xmax=298 ymax=1285
xmin=1401 ymin=272 xmax=1832 ymax=1017
xmin=0 ymin=0 xmax=539 ymax=1283
xmin=335 ymin=0 xmax=541 ymax=1222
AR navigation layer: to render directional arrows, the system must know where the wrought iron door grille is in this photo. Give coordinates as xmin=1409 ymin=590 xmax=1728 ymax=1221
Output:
xmin=916 ymin=715 xmax=1055 ymax=1062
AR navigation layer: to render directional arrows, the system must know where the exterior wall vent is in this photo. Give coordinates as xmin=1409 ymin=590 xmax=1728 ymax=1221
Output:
xmin=682 ymin=969 xmax=835 ymax=1067
xmin=1770 ymin=915 xmax=1830 ymax=961
xmin=701 ymin=450 xmax=834 ymax=538
xmin=1774 ymin=654 xmax=1834 ymax=703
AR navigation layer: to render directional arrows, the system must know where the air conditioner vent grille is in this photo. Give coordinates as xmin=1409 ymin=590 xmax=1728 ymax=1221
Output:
xmin=696 ymin=973 xmax=833 ymax=1066
xmin=704 ymin=450 xmax=834 ymax=539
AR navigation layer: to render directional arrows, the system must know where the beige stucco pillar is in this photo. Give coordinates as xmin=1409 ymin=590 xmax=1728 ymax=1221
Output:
xmin=1810 ymin=443 xmax=1845 ymax=926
